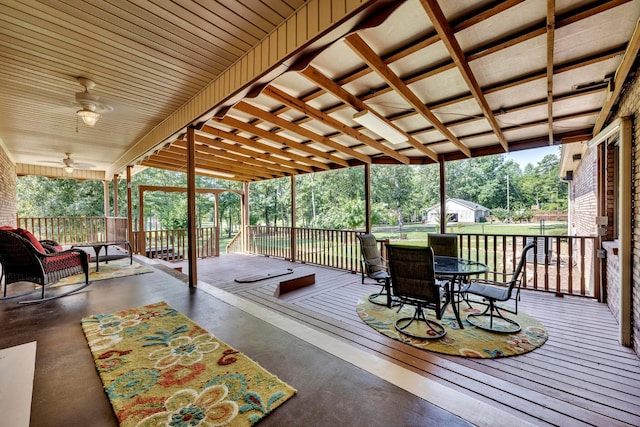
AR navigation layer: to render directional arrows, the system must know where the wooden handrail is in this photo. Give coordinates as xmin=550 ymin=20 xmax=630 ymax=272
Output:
xmin=245 ymin=226 xmax=598 ymax=298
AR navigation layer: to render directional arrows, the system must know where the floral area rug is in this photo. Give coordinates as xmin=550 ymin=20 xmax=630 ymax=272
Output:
xmin=52 ymin=258 xmax=153 ymax=287
xmin=81 ymin=301 xmax=296 ymax=426
xmin=357 ymin=295 xmax=548 ymax=358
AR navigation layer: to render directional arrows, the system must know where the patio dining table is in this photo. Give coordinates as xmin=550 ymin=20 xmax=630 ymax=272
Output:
xmin=434 ymin=256 xmax=488 ymax=329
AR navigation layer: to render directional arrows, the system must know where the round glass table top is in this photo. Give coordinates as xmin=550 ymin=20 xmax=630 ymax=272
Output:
xmin=433 ymin=256 xmax=488 ymax=276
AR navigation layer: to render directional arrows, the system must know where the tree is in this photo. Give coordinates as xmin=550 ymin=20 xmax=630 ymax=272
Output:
xmin=17 ymin=176 xmax=104 ymax=217
xmin=371 ymin=165 xmax=415 ymax=227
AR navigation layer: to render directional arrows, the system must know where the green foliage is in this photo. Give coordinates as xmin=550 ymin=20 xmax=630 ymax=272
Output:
xmin=490 ymin=208 xmax=509 ymax=221
xmin=17 ymin=150 xmax=568 ymax=236
xmin=17 ymin=176 xmax=104 ymax=217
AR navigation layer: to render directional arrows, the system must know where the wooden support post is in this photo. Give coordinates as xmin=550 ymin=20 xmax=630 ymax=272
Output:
xmin=214 ymin=192 xmax=220 ymax=256
xmin=138 ymin=186 xmax=145 ymax=256
xmin=439 ymin=156 xmax=446 ymax=234
xmin=242 ymin=182 xmax=249 ymax=253
xmin=290 ymin=175 xmax=296 ymax=262
xmin=103 ymin=180 xmax=110 ymax=217
xmin=619 ymin=117 xmax=632 ymax=346
xmin=364 ymin=163 xmax=371 ymax=233
xmin=126 ymin=166 xmax=133 ymax=250
xmin=187 ymin=126 xmax=198 ymax=287
xmin=113 ymin=174 xmax=119 ymax=217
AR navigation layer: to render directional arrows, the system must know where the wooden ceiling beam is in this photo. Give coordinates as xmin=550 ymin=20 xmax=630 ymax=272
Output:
xmin=140 ymin=158 xmax=256 ymax=182
xmin=172 ymin=139 xmax=299 ymax=176
xmin=300 ymin=65 xmax=439 ymax=162
xmin=344 ymin=33 xmax=471 ymax=157
xmin=297 ymin=0 xmax=623 ymax=127
xmin=160 ymin=145 xmax=282 ymax=179
xmin=189 ymin=134 xmax=315 ymax=174
xmin=594 ymin=18 xmax=640 ymax=133
xmin=233 ymin=101 xmax=368 ymax=164
xmin=263 ymin=1 xmax=621 ymax=158
xmin=208 ymin=119 xmax=332 ymax=170
xmin=263 ymin=85 xmax=410 ymax=164
xmin=227 ymin=106 xmax=350 ymax=167
xmin=155 ymin=147 xmax=280 ymax=180
xmin=420 ymin=0 xmax=508 ymax=152
xmin=217 ymin=115 xmax=340 ymax=167
xmin=300 ymin=0 xmax=526 ymax=99
xmin=396 ymin=107 xmax=600 ymax=154
xmin=546 ymin=0 xmax=556 ymax=146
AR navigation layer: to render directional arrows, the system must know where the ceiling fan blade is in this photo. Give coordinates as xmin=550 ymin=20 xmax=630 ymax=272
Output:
xmin=72 ymin=162 xmax=96 ymax=169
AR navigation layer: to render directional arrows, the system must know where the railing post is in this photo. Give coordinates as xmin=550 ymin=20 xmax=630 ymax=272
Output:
xmin=290 ymin=175 xmax=296 ymax=263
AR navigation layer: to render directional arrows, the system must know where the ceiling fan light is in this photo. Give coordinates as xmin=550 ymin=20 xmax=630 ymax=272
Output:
xmin=352 ymin=110 xmax=408 ymax=144
xmin=63 ymin=165 xmax=74 ymax=174
xmin=77 ymin=109 xmax=100 ymax=127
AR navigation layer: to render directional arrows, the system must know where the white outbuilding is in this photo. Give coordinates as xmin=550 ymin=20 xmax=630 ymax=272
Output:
xmin=424 ymin=198 xmax=491 ymax=223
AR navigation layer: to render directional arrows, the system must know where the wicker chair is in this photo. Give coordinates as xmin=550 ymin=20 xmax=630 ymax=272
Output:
xmin=462 ymin=242 xmax=535 ymax=333
xmin=385 ymin=244 xmax=450 ymax=339
xmin=0 ymin=229 xmax=90 ymax=304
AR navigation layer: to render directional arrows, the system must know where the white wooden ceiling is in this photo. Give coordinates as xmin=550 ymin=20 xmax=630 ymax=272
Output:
xmin=0 ymin=0 xmax=305 ymax=175
xmin=1 ymin=0 xmax=639 ymax=181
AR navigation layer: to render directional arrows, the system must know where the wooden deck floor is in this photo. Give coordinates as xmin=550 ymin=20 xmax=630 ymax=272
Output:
xmin=183 ymin=253 xmax=640 ymax=427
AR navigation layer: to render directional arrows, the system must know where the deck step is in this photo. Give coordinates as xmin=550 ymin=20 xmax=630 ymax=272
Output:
xmin=274 ymin=273 xmax=315 ymax=297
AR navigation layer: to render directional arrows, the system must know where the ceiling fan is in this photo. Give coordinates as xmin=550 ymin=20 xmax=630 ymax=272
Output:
xmin=38 ymin=153 xmax=96 ymax=174
xmin=74 ymin=77 xmax=113 ymax=127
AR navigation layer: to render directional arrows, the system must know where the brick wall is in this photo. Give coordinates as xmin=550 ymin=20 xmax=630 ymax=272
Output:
xmin=0 ymin=144 xmax=16 ymax=227
xmin=571 ymin=147 xmax=598 ymax=238
xmin=569 ymin=147 xmax=598 ymax=296
xmin=603 ymin=241 xmax=621 ymax=320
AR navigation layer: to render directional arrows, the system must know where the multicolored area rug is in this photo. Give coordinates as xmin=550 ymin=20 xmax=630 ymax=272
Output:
xmin=52 ymin=259 xmax=153 ymax=287
xmin=81 ymin=301 xmax=296 ymax=427
xmin=357 ymin=295 xmax=548 ymax=358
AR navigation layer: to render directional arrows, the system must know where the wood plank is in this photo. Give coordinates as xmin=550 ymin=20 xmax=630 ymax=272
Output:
xmin=274 ymin=273 xmax=315 ymax=297
xmin=186 ymin=253 xmax=640 ymax=426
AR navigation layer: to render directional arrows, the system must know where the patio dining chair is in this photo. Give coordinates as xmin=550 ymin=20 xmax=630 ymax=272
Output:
xmin=427 ymin=233 xmax=463 ymax=296
xmin=385 ymin=244 xmax=450 ymax=339
xmin=427 ymin=233 xmax=458 ymax=257
xmin=461 ymin=242 xmax=535 ymax=333
xmin=356 ymin=233 xmax=390 ymax=306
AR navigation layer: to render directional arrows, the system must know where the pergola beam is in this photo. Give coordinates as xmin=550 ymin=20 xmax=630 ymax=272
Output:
xmin=300 ymin=66 xmax=439 ymax=162
xmin=344 ymin=33 xmax=472 ymax=157
xmin=263 ymin=85 xmax=411 ymax=164
xmin=420 ymin=0 xmax=508 ymax=152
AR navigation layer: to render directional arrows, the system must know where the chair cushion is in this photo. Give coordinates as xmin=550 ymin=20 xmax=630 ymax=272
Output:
xmin=369 ymin=270 xmax=390 ymax=281
xmin=14 ymin=228 xmax=46 ymax=253
xmin=42 ymin=252 xmax=84 ymax=271
xmin=465 ymin=282 xmax=510 ymax=301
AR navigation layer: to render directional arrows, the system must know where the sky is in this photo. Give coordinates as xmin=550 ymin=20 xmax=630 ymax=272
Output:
xmin=503 ymin=145 xmax=561 ymax=170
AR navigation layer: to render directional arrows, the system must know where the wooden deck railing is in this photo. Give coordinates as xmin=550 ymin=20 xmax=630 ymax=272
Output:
xmin=455 ymin=233 xmax=599 ymax=299
xmin=132 ymin=227 xmax=219 ymax=261
xmin=246 ymin=226 xmax=599 ymax=298
xmin=18 ymin=217 xmax=218 ymax=262
xmin=226 ymin=231 xmax=243 ymax=253
xmin=17 ymin=216 xmax=127 ymax=244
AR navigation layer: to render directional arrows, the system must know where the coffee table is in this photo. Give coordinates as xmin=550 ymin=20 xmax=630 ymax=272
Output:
xmin=71 ymin=241 xmax=132 ymax=272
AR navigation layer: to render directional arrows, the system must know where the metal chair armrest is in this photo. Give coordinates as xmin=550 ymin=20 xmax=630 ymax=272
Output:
xmin=469 ymin=277 xmax=509 ymax=287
